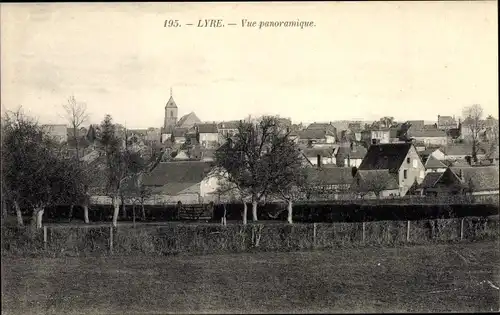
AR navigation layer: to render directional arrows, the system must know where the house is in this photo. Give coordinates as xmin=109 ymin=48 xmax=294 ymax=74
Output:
xmin=424 ymin=155 xmax=448 ymax=174
xmin=298 ymin=129 xmax=336 ymax=146
xmin=335 ymin=144 xmax=367 ymax=168
xmin=194 ymin=123 xmax=219 ymax=148
xmin=408 ymin=128 xmax=448 ymax=146
xmin=370 ymin=127 xmax=399 ymax=144
xmin=421 ymin=166 xmax=499 ymax=199
xmin=306 ymin=167 xmax=354 ymax=200
xmin=300 ymin=147 xmax=336 ymax=166
xmin=42 ymin=124 xmax=68 ymax=143
xmin=437 ymin=115 xmax=458 ymax=130
xmin=443 ymin=144 xmax=487 ymax=161
xmin=141 ymin=161 xmax=219 ymax=205
xmin=355 ymin=142 xmax=426 ymax=197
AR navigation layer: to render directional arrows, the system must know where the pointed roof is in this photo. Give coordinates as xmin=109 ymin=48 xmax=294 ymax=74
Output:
xmin=165 ymin=95 xmax=177 ymax=109
xmin=425 ymin=155 xmax=447 ymax=169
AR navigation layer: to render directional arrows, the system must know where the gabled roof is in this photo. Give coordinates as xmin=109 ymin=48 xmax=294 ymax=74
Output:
xmin=196 ymin=123 xmax=218 ymax=134
xmin=425 ymin=155 xmax=448 ymax=169
xmin=358 ymin=143 xmax=413 ymax=172
xmin=306 ymin=167 xmax=354 ymax=186
xmin=419 ymin=172 xmax=444 ymax=189
xmin=177 ymin=112 xmax=201 ymax=128
xmin=448 ymin=166 xmax=499 ymax=191
xmin=408 ymin=129 xmax=447 ymax=138
xmin=298 ymin=129 xmax=335 ymax=140
xmin=142 ymin=161 xmax=213 ymax=187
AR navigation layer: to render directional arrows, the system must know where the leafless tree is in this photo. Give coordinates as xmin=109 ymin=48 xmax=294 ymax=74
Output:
xmin=462 ymin=104 xmax=484 ymax=163
xmin=61 ymin=95 xmax=89 ymax=160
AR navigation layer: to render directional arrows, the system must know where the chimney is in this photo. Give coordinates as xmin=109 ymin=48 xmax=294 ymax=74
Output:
xmin=317 ymin=154 xmax=321 ymax=169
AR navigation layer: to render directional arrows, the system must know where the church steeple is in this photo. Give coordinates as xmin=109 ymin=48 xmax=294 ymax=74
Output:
xmin=164 ymin=87 xmax=178 ymax=133
xmin=165 ymin=87 xmax=177 ymax=109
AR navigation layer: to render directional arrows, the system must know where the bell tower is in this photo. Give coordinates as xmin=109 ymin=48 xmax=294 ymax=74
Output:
xmin=163 ymin=87 xmax=178 ymax=133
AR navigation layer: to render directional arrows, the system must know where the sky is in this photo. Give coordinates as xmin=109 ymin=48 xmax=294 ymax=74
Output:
xmin=1 ymin=2 xmax=498 ymax=129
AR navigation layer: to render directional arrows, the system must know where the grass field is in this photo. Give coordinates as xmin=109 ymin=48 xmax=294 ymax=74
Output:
xmin=2 ymin=241 xmax=499 ymax=314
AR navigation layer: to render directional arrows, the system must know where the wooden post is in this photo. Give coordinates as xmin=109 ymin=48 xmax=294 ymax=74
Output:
xmin=406 ymin=220 xmax=410 ymax=242
xmin=460 ymin=218 xmax=464 ymax=240
xmin=43 ymin=226 xmax=47 ymax=250
xmin=313 ymin=223 xmax=317 ymax=248
xmin=109 ymin=225 xmax=114 ymax=254
xmin=362 ymin=222 xmax=366 ymax=243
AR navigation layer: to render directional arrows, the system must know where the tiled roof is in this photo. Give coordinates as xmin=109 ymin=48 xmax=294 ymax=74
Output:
xmin=449 ymin=166 xmax=499 ymax=191
xmin=420 ymin=172 xmax=443 ymax=189
xmin=177 ymin=112 xmax=201 ymax=128
xmin=141 ymin=161 xmax=213 ymax=187
xmin=306 ymin=167 xmax=354 ymax=186
xmin=358 ymin=143 xmax=413 ymax=172
xmin=298 ymin=129 xmax=335 ymax=140
xmin=425 ymin=155 xmax=448 ymax=169
xmin=335 ymin=145 xmax=367 ymax=160
xmin=354 ymin=170 xmax=399 ymax=191
xmin=196 ymin=123 xmax=218 ymax=134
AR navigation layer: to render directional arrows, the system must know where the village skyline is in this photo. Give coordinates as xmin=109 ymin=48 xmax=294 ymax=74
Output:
xmin=1 ymin=2 xmax=498 ymax=128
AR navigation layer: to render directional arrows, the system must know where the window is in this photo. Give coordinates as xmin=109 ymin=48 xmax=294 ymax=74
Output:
xmin=407 ymin=157 xmax=410 ymax=164
xmin=170 ymin=111 xmax=174 ymax=117
xmin=403 ymin=170 xmax=407 ymax=179
xmin=413 ymin=159 xmax=418 ymax=168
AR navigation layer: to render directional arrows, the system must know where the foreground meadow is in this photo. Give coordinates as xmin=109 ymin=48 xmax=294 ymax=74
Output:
xmin=2 ymin=241 xmax=499 ymax=314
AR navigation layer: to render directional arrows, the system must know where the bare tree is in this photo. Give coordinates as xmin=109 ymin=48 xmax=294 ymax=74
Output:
xmin=353 ymin=172 xmax=392 ymax=199
xmin=462 ymin=104 xmax=484 ymax=163
xmin=214 ymin=116 xmax=298 ymax=222
xmin=61 ymin=95 xmax=89 ymax=160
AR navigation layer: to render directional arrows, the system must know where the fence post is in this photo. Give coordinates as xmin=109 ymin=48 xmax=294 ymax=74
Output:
xmin=460 ymin=218 xmax=464 ymax=240
xmin=43 ymin=226 xmax=47 ymax=250
xmin=313 ymin=223 xmax=317 ymax=248
xmin=362 ymin=222 xmax=366 ymax=243
xmin=406 ymin=220 xmax=410 ymax=242
xmin=109 ymin=225 xmax=114 ymax=254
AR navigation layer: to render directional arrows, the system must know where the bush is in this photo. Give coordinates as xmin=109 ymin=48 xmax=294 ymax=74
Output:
xmin=2 ymin=217 xmax=499 ymax=258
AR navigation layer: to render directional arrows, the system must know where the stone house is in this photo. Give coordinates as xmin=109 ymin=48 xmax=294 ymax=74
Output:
xmin=354 ymin=142 xmax=426 ymax=197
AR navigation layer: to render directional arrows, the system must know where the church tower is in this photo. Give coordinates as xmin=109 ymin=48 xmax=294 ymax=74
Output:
xmin=163 ymin=88 xmax=178 ymax=133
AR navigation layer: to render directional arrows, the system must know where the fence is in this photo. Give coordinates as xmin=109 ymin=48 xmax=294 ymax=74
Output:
xmin=2 ymin=217 xmax=498 ymax=257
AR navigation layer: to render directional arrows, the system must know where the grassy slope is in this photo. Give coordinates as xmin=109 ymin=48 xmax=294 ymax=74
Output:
xmin=2 ymin=241 xmax=499 ymax=314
